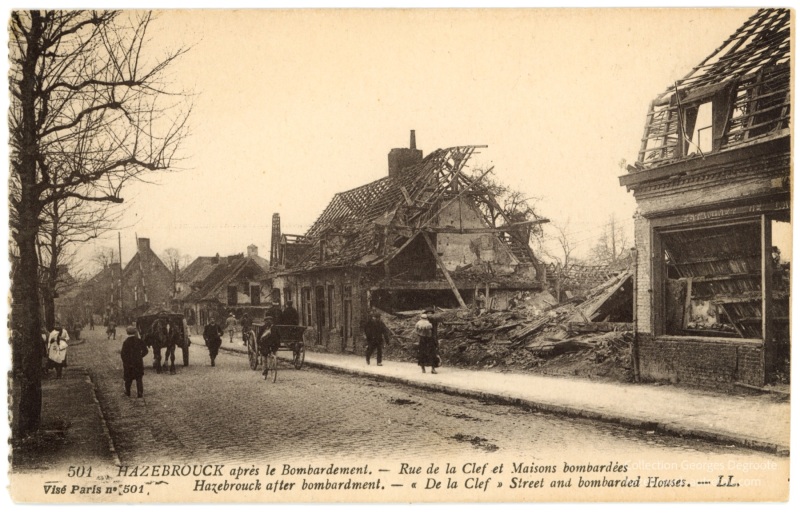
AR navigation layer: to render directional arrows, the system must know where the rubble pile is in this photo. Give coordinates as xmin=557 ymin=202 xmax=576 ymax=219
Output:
xmin=381 ymin=271 xmax=634 ymax=383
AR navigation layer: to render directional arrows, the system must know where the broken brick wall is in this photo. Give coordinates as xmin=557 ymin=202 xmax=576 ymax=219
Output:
xmin=637 ymin=334 xmax=764 ymax=388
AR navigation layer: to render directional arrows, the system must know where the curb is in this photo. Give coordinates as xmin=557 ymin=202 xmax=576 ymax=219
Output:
xmin=83 ymin=367 xmax=122 ymax=467
xmin=299 ymin=359 xmax=789 ymax=456
xmin=218 ymin=344 xmax=788 ymax=456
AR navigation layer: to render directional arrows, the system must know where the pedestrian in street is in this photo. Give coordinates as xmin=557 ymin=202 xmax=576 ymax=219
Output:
xmin=364 ymin=310 xmax=391 ymax=366
xmin=279 ymin=300 xmax=300 ymax=326
xmin=258 ymin=316 xmax=281 ymax=380
xmin=107 ymin=318 xmax=116 ymax=340
xmin=225 ymin=312 xmax=237 ymax=343
xmin=203 ymin=317 xmax=224 ymax=366
xmin=415 ymin=313 xmax=439 ymax=374
xmin=46 ymin=323 xmax=70 ymax=378
xmin=120 ymin=326 xmax=149 ymax=398
xmin=89 ymin=316 xmax=94 ymax=331
xmin=240 ymin=312 xmax=252 ymax=346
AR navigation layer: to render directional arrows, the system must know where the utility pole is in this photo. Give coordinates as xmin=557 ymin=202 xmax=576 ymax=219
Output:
xmin=118 ymin=232 xmax=124 ymax=320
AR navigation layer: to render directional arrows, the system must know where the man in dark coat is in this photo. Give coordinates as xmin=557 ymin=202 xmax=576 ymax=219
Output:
xmin=364 ymin=311 xmax=391 ymax=366
xmin=120 ymin=326 xmax=149 ymax=398
xmin=266 ymin=301 xmax=283 ymax=325
xmin=240 ymin=312 xmax=252 ymax=346
xmin=258 ymin=317 xmax=281 ymax=379
xmin=203 ymin=317 xmax=224 ymax=366
xmin=279 ymin=300 xmax=300 ymax=326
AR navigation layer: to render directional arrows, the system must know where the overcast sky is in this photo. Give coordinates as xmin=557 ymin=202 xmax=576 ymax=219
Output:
xmin=60 ymin=8 xmax=762 ymax=272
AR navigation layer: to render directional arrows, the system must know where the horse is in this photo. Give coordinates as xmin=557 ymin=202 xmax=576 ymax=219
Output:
xmin=148 ymin=317 xmax=179 ymax=375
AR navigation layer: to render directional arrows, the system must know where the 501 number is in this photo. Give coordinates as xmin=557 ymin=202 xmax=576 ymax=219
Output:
xmin=67 ymin=466 xmax=92 ymax=477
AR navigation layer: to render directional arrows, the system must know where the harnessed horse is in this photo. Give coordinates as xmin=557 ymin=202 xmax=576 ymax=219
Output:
xmin=148 ymin=316 xmax=179 ymax=374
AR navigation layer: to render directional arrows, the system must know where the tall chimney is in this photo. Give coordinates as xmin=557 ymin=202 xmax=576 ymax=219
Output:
xmin=270 ymin=213 xmax=281 ymax=268
xmin=388 ymin=130 xmax=423 ymax=178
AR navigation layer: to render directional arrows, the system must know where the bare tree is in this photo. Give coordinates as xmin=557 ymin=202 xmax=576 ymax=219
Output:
xmin=161 ymin=247 xmax=192 ymax=296
xmin=589 ymin=213 xmax=630 ymax=266
xmin=540 ymin=220 xmax=577 ymax=302
xmin=468 ymin=170 xmax=548 ymax=284
xmin=8 ymin=10 xmax=191 ymax=436
xmin=37 ymin=196 xmax=122 ymax=329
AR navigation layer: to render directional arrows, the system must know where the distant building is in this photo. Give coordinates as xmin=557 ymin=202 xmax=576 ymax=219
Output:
xmin=620 ymin=9 xmax=790 ymax=388
xmin=122 ymin=237 xmax=174 ymax=319
xmin=179 ymin=249 xmax=272 ymax=328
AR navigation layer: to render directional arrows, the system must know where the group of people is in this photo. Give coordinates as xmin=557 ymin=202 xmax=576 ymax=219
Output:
xmin=203 ymin=300 xmax=301 ymax=369
xmin=107 ymin=299 xmax=441 ymax=399
xmin=363 ymin=307 xmax=441 ymax=374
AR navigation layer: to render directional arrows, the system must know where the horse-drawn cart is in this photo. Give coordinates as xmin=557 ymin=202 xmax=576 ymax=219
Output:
xmin=136 ymin=311 xmax=190 ymax=372
xmin=244 ymin=324 xmax=306 ymax=371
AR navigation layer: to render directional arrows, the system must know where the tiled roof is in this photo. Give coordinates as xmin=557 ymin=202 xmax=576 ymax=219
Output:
xmin=184 ymin=257 xmax=268 ymax=303
xmin=287 ymin=146 xmax=536 ymax=272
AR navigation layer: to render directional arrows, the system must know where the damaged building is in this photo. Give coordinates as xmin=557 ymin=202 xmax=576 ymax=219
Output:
xmin=620 ymin=9 xmax=791 ymax=388
xmin=271 ymin=132 xmax=548 ymax=353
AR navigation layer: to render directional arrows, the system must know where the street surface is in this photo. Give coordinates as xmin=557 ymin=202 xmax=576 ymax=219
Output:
xmin=71 ymin=329 xmax=781 ymax=466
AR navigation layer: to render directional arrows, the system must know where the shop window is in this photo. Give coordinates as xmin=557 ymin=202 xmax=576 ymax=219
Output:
xmin=660 ymin=221 xmax=763 ymax=339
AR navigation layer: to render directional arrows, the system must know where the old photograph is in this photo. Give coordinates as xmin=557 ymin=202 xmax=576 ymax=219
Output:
xmin=4 ymin=6 xmax=792 ymax=503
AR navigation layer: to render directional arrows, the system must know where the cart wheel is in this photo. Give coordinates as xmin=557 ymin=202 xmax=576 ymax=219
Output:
xmin=293 ymin=343 xmax=305 ymax=370
xmin=267 ymin=354 xmax=278 ymax=383
xmin=246 ymin=331 xmax=259 ymax=370
xmin=182 ymin=343 xmax=189 ymax=367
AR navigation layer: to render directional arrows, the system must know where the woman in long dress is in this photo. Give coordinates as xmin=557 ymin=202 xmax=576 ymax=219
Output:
xmin=415 ymin=313 xmax=438 ymax=374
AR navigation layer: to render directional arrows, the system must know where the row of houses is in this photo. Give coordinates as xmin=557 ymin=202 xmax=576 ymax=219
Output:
xmin=66 ymin=9 xmax=789 ymax=391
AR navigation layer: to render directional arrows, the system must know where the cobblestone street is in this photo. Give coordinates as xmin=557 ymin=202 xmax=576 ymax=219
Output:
xmin=72 ymin=329 xmax=780 ymax=466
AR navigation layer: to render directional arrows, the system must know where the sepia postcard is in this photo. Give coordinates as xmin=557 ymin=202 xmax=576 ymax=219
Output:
xmin=3 ymin=6 xmax=793 ymax=504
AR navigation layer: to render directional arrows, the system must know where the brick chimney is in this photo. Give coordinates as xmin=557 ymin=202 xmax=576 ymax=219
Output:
xmin=137 ymin=238 xmax=150 ymax=252
xmin=247 ymin=244 xmax=258 ymax=258
xmin=388 ymin=130 xmax=423 ymax=178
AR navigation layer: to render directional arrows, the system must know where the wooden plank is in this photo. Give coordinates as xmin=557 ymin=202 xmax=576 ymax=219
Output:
xmin=400 ymin=186 xmax=413 ymax=206
xmin=421 ymin=232 xmax=467 ymax=308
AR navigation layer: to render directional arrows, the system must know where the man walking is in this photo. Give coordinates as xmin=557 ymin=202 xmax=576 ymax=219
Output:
xmin=225 ymin=312 xmax=237 ymax=343
xmin=240 ymin=311 xmax=252 ymax=346
xmin=364 ymin=311 xmax=391 ymax=366
xmin=120 ymin=326 xmax=149 ymax=398
xmin=203 ymin=317 xmax=224 ymax=366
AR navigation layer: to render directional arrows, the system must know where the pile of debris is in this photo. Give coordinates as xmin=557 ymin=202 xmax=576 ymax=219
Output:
xmin=381 ymin=271 xmax=635 ymax=383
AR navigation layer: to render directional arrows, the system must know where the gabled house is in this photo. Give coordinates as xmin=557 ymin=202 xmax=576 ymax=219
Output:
xmin=122 ymin=237 xmax=174 ymax=319
xmin=67 ymin=262 xmax=122 ymax=325
xmin=272 ymin=132 xmax=548 ymax=353
xmin=619 ymin=9 xmax=790 ymax=388
xmin=182 ymin=253 xmax=271 ymax=328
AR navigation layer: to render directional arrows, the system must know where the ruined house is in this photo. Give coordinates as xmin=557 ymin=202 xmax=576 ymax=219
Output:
xmin=620 ymin=9 xmax=790 ymax=388
xmin=272 ymin=132 xmax=547 ymax=353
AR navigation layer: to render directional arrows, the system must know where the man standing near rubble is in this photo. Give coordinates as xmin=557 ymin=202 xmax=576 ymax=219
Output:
xmin=364 ymin=311 xmax=391 ymax=366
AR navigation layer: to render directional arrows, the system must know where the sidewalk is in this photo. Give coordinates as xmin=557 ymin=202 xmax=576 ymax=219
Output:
xmin=215 ymin=336 xmax=791 ymax=455
xmin=10 ymin=363 xmax=120 ymax=473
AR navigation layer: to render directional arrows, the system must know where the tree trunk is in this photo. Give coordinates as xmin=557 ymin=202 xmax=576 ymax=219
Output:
xmin=13 ymin=11 xmax=45 ymax=437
